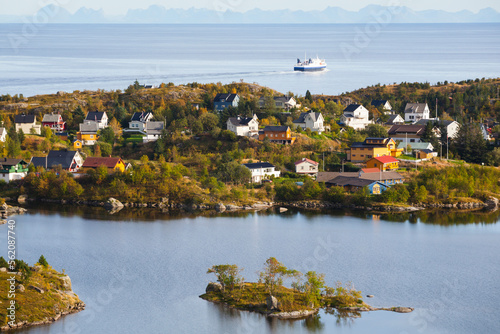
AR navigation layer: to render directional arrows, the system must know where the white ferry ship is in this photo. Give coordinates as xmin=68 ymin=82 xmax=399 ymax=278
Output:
xmin=294 ymin=56 xmax=327 ymax=72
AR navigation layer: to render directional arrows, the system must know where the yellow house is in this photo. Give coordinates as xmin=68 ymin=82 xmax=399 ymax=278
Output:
xmin=73 ymin=140 xmax=83 ymax=150
xmin=81 ymin=157 xmax=126 ymax=173
xmin=366 ymin=156 xmax=399 ymax=171
xmin=77 ymin=122 xmax=100 ymax=145
xmin=346 ymin=137 xmax=403 ymax=162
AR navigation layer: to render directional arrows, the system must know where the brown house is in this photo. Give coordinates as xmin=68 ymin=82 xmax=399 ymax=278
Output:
xmin=258 ymin=126 xmax=296 ymax=145
xmin=388 ymin=124 xmax=426 ymax=143
xmin=81 ymin=157 xmax=126 ymax=173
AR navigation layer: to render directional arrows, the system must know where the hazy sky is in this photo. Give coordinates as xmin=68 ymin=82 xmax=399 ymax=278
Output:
xmin=1 ymin=0 xmax=499 ymax=16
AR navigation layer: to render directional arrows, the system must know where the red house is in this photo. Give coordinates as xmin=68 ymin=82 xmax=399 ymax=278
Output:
xmin=42 ymin=113 xmax=66 ymax=132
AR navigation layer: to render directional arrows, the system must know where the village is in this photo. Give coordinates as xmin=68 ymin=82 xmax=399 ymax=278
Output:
xmin=0 ymin=79 xmax=499 ymax=206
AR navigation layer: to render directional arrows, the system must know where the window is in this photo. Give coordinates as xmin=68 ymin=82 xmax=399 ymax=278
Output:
xmin=282 ymin=134 xmax=284 ymax=138
xmin=410 ymin=139 xmax=415 ymax=143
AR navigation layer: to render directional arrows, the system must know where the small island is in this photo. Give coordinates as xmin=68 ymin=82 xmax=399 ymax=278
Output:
xmin=200 ymin=257 xmax=413 ymax=319
xmin=0 ymin=256 xmax=85 ymax=331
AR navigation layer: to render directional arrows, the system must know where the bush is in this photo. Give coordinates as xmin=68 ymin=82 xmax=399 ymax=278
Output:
xmin=0 ymin=256 xmax=8 ymax=268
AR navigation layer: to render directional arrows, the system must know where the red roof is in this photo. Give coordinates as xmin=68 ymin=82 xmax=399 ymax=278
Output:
xmin=372 ymin=156 xmax=399 ymax=164
xmin=295 ymin=158 xmax=319 ymax=166
xmin=82 ymin=157 xmax=123 ymax=169
xmin=361 ymin=168 xmax=380 ymax=174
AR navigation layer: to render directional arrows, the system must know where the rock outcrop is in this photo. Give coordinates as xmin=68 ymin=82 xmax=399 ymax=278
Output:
xmin=205 ymin=282 xmax=223 ymax=293
xmin=266 ymin=295 xmax=279 ymax=311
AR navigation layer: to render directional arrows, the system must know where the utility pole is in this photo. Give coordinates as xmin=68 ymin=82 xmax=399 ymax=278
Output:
xmin=323 ymin=152 xmax=325 ymax=171
xmin=435 ymin=98 xmax=438 ymax=119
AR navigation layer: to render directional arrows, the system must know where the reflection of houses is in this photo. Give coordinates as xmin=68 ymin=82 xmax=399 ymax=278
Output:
xmin=404 ymin=103 xmax=430 ymax=123
xmin=295 ymin=158 xmax=319 ymax=176
xmin=366 ymin=156 xmax=399 ymax=171
xmin=259 ymin=96 xmax=297 ymax=111
xmin=0 ymin=158 xmax=29 ymax=183
xmin=84 ymin=111 xmax=108 ymax=129
xmin=340 ymin=104 xmax=371 ymax=130
xmin=346 ymin=137 xmax=403 ymax=162
xmin=242 ymin=162 xmax=281 ymax=183
xmin=293 ymin=112 xmax=325 ymax=134
xmin=388 ymin=124 xmax=426 ymax=143
xmin=15 ymin=114 xmax=41 ymax=135
xmin=42 ymin=113 xmax=66 ymax=132
xmin=226 ymin=115 xmax=259 ymax=137
xmin=415 ymin=119 xmax=460 ymax=139
xmin=82 ymin=157 xmax=126 ymax=173
xmin=214 ymin=93 xmax=239 ymax=112
xmin=31 ymin=150 xmax=83 ymax=172
xmin=258 ymin=126 xmax=296 ymax=145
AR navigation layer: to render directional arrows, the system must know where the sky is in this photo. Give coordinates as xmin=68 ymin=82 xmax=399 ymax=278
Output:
xmin=1 ymin=0 xmax=499 ymax=16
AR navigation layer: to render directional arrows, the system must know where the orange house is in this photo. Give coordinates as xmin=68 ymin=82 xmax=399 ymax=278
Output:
xmin=366 ymin=156 xmax=399 ymax=171
xmin=81 ymin=157 xmax=126 ymax=173
xmin=258 ymin=126 xmax=296 ymax=145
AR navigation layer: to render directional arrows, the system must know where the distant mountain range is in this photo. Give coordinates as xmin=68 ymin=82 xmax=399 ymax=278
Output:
xmin=1 ymin=5 xmax=499 ymax=24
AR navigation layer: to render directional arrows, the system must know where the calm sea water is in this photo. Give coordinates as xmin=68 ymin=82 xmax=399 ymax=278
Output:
xmin=1 ymin=24 xmax=499 ymax=97
xmin=3 ymin=207 xmax=500 ymax=334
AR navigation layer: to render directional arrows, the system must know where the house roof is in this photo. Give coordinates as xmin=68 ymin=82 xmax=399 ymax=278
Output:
xmin=328 ymin=176 xmax=378 ymax=187
xmin=388 ymin=124 xmax=426 ymax=135
xmin=131 ymin=112 xmax=153 ymax=122
xmin=85 ymin=111 xmax=106 ymax=122
xmin=404 ymin=103 xmax=428 ymax=114
xmin=42 ymin=114 xmax=62 ymax=123
xmin=359 ymin=171 xmax=404 ymax=182
xmin=343 ymin=104 xmax=363 ymax=112
xmin=0 ymin=128 xmax=6 ymax=136
xmin=31 ymin=150 xmax=79 ymax=170
xmin=295 ymin=158 xmax=319 ymax=166
xmin=14 ymin=114 xmax=36 ymax=124
xmin=79 ymin=122 xmax=100 ymax=133
xmin=370 ymin=156 xmax=399 ymax=164
xmin=214 ymin=93 xmax=238 ymax=103
xmin=228 ymin=116 xmax=255 ymax=127
xmin=316 ymin=172 xmax=359 ymax=183
xmin=293 ymin=112 xmax=322 ymax=124
xmin=274 ymin=96 xmax=294 ymax=103
xmin=371 ymin=100 xmax=389 ymax=107
xmin=242 ymin=162 xmax=276 ymax=169
xmin=0 ymin=158 xmax=26 ymax=168
xmin=351 ymin=138 xmax=392 ymax=149
xmin=82 ymin=157 xmax=123 ymax=169
xmin=397 ymin=142 xmax=433 ymax=150
xmin=145 ymin=121 xmax=164 ymax=135
xmin=263 ymin=126 xmax=289 ymax=132
xmin=361 ymin=168 xmax=380 ymax=174
xmin=418 ymin=149 xmax=433 ymax=154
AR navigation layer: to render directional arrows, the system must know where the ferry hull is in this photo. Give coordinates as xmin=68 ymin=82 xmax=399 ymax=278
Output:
xmin=294 ymin=66 xmax=327 ymax=72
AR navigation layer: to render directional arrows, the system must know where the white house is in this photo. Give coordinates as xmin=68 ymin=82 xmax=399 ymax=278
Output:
xmin=385 ymin=114 xmax=405 ymax=125
xmin=259 ymin=96 xmax=298 ymax=111
xmin=340 ymin=104 xmax=371 ymax=130
xmin=404 ymin=103 xmax=430 ymax=123
xmin=14 ymin=114 xmax=41 ymax=135
xmin=371 ymin=100 xmax=393 ymax=113
xmin=0 ymin=158 xmax=29 ymax=183
xmin=293 ymin=112 xmax=325 ymax=134
xmin=295 ymin=158 xmax=319 ymax=176
xmin=415 ymin=119 xmax=460 ymax=139
xmin=226 ymin=115 xmax=259 ymax=137
xmin=242 ymin=162 xmax=280 ymax=183
xmin=84 ymin=111 xmax=108 ymax=129
xmin=126 ymin=112 xmax=154 ymax=132
xmin=0 ymin=128 xmax=7 ymax=142
xmin=143 ymin=121 xmax=164 ymax=143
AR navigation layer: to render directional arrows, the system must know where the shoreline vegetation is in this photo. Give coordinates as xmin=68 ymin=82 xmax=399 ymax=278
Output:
xmin=1 ymin=79 xmax=500 ymax=214
xmin=200 ymin=258 xmax=413 ymax=320
xmin=0 ymin=256 xmax=85 ymax=332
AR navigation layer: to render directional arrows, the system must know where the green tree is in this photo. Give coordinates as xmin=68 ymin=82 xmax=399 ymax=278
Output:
xmin=452 ymin=123 xmax=488 ymax=164
xmin=38 ymin=255 xmax=48 ymax=267
xmin=207 ymin=264 xmax=244 ymax=292
xmin=305 ymin=90 xmax=313 ymax=103
xmin=99 ymin=127 xmax=115 ymax=144
xmin=258 ymin=257 xmax=289 ymax=295
xmin=363 ymin=124 xmax=388 ymax=138
xmin=302 ymin=271 xmax=326 ymax=307
xmin=420 ymin=121 xmax=439 ymax=149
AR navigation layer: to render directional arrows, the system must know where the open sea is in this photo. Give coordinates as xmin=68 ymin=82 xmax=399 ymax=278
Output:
xmin=0 ymin=23 xmax=499 ymax=97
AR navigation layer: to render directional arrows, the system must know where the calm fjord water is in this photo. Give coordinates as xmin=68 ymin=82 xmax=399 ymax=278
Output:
xmin=3 ymin=208 xmax=500 ymax=334
xmin=1 ymin=23 xmax=500 ymax=96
